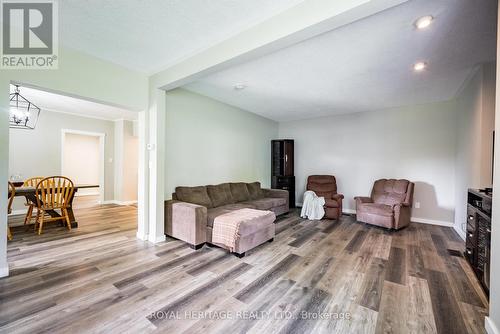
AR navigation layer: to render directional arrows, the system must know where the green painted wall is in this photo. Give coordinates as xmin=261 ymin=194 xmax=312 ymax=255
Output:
xmin=165 ymin=88 xmax=278 ymax=197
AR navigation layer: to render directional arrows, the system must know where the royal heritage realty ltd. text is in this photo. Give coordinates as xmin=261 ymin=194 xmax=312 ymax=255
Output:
xmin=149 ymin=310 xmax=352 ymax=321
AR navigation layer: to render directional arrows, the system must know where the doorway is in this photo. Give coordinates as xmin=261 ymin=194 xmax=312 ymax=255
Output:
xmin=61 ymin=129 xmax=105 ymax=206
xmin=6 ymin=83 xmax=141 ymax=231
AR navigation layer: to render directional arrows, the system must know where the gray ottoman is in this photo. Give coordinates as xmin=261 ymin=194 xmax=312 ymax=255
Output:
xmin=209 ymin=209 xmax=276 ymax=257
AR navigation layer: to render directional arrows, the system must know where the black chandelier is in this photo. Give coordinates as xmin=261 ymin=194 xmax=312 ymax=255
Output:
xmin=9 ymin=85 xmax=41 ymax=129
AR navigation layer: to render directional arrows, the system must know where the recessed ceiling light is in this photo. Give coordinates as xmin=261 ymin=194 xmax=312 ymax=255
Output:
xmin=234 ymin=84 xmax=246 ymax=90
xmin=413 ymin=62 xmax=427 ymax=72
xmin=415 ymin=15 xmax=433 ymax=29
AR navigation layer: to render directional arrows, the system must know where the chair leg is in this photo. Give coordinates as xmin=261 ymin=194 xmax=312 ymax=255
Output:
xmin=63 ymin=208 xmax=72 ymax=231
xmin=7 ymin=226 xmax=12 ymax=241
xmin=24 ymin=205 xmax=33 ymax=226
xmin=34 ymin=209 xmax=41 ymax=232
xmin=37 ymin=211 xmax=44 ymax=235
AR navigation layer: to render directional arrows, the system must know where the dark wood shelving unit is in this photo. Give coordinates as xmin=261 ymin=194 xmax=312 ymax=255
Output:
xmin=465 ymin=189 xmax=492 ymax=296
xmin=271 ymin=139 xmax=295 ymax=207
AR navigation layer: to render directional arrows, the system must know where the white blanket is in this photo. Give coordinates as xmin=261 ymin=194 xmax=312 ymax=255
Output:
xmin=300 ymin=191 xmax=325 ymax=220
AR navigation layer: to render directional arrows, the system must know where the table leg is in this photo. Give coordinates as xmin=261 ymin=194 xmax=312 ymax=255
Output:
xmin=67 ymin=207 xmax=78 ymax=228
xmin=67 ymin=190 xmax=78 ymax=228
xmin=27 ymin=193 xmax=78 ymax=228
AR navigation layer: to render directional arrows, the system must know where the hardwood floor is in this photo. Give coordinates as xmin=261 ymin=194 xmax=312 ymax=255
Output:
xmin=1 ymin=206 xmax=488 ymax=334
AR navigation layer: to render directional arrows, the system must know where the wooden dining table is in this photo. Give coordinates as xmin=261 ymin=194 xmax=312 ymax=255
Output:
xmin=12 ymin=184 xmax=99 ymax=228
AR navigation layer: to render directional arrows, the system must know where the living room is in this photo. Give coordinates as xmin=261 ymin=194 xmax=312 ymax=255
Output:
xmin=1 ymin=0 xmax=500 ymax=333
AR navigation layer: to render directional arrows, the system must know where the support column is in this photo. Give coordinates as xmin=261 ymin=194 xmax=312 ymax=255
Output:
xmin=137 ymin=110 xmax=149 ymax=240
xmin=114 ymin=120 xmax=124 ymax=203
xmin=147 ymin=87 xmax=166 ymax=243
xmin=0 ymin=78 xmax=9 ymax=277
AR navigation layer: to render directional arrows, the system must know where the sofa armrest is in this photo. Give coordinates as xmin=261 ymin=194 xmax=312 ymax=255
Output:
xmin=261 ymin=188 xmax=289 ymax=208
xmin=165 ymin=200 xmax=207 ymax=247
xmin=392 ymin=202 xmax=411 ymax=209
xmin=393 ymin=202 xmax=411 ymax=229
xmin=332 ymin=193 xmax=344 ymax=201
xmin=354 ymin=196 xmax=372 ymax=204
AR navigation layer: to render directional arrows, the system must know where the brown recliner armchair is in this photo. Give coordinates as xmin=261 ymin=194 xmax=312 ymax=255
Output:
xmin=355 ymin=179 xmax=414 ymax=230
xmin=306 ymin=175 xmax=344 ymax=220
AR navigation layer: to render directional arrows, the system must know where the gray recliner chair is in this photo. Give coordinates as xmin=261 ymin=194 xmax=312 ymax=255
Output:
xmin=355 ymin=179 xmax=414 ymax=230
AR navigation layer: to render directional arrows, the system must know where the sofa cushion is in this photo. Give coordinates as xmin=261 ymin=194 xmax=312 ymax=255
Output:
xmin=374 ymin=179 xmax=409 ymax=194
xmin=206 ymin=204 xmax=253 ymax=227
xmin=358 ymin=203 xmax=393 ymax=217
xmin=243 ymin=198 xmax=286 ymax=210
xmin=230 ymin=183 xmax=251 ymax=202
xmin=372 ymin=179 xmax=409 ymax=206
xmin=207 ymin=207 xmax=232 ymax=227
xmin=316 ymin=191 xmax=334 ymax=199
xmin=373 ymin=192 xmax=406 ymax=206
xmin=246 ymin=182 xmax=263 ymax=200
xmin=307 ymin=175 xmax=337 ymax=200
xmin=308 ymin=175 xmax=337 ymax=192
xmin=175 ymin=186 xmax=213 ymax=208
xmin=207 ymin=183 xmax=234 ymax=207
xmin=324 ymin=198 xmax=339 ymax=208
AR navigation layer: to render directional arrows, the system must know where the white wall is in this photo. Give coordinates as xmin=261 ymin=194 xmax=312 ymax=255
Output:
xmin=147 ymin=0 xmax=408 ymax=245
xmin=279 ymin=100 xmax=458 ymax=225
xmin=481 ymin=62 xmax=497 ymax=187
xmin=165 ymin=88 xmax=278 ymax=198
xmin=114 ymin=119 xmax=138 ymax=203
xmin=63 ymin=133 xmax=101 ymax=196
xmin=123 ymin=121 xmax=139 ymax=202
xmin=114 ymin=120 xmax=124 ymax=202
xmin=485 ymin=5 xmax=500 ymax=333
xmin=0 ymin=47 xmax=149 ymax=277
xmin=454 ymin=63 xmax=496 ymax=237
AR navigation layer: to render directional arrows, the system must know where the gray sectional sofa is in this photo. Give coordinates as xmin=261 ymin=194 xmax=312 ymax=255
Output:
xmin=164 ymin=182 xmax=289 ymax=252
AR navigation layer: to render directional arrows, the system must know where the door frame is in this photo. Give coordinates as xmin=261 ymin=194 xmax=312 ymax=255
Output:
xmin=61 ymin=129 xmax=106 ymax=203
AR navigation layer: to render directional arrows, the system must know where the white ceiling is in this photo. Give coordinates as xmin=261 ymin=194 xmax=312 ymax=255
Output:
xmin=10 ymin=85 xmax=138 ymax=121
xmin=184 ymin=0 xmax=498 ymax=122
xmin=60 ymin=0 xmax=306 ymax=74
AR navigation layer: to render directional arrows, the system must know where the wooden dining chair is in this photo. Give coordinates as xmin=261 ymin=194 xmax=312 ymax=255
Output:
xmin=23 ymin=176 xmax=45 ymax=226
xmin=7 ymin=181 xmax=15 ymax=240
xmin=34 ymin=176 xmax=74 ymax=235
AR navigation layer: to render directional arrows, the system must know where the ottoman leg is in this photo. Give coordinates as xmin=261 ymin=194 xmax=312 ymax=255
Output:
xmin=190 ymin=243 xmax=205 ymax=250
xmin=234 ymin=252 xmax=245 ymax=258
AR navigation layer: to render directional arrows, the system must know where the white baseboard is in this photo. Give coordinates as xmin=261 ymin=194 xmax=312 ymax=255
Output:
xmin=100 ymin=200 xmax=137 ymax=206
xmin=0 ymin=266 xmax=9 ymax=278
xmin=8 ymin=209 xmax=28 ymax=216
xmin=136 ymin=231 xmax=148 ymax=240
xmin=116 ymin=200 xmax=137 ymax=206
xmin=335 ymin=208 xmax=455 ymax=228
xmin=75 ymin=192 xmax=100 ymax=197
xmin=137 ymin=232 xmax=166 ymax=244
xmin=148 ymin=235 xmax=166 ymax=244
xmin=410 ymin=217 xmax=454 ymax=227
xmin=453 ymin=224 xmax=466 ymax=240
xmin=486 ymin=317 xmax=499 ymax=334
xmin=296 ymin=204 xmax=357 ymax=216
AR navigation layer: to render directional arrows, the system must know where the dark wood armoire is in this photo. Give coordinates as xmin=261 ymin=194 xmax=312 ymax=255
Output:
xmin=271 ymin=139 xmax=295 ymax=207
xmin=465 ymin=189 xmax=491 ymax=296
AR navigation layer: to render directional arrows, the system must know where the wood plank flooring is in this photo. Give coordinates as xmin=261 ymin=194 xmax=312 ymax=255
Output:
xmin=1 ymin=206 xmax=488 ymax=334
